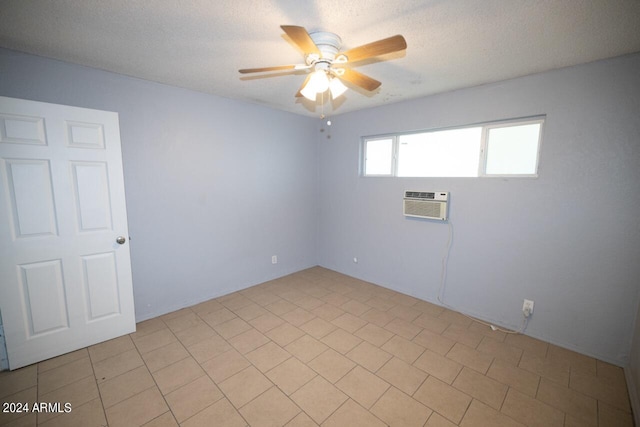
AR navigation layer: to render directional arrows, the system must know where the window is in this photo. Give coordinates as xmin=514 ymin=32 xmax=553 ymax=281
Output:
xmin=363 ymin=138 xmax=394 ymax=176
xmin=398 ymin=127 xmax=482 ymax=177
xmin=484 ymin=122 xmax=541 ymax=175
xmin=362 ymin=117 xmax=544 ymax=177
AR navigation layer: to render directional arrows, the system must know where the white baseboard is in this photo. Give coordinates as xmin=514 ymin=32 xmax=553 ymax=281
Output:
xmin=624 ymin=366 xmax=640 ymax=425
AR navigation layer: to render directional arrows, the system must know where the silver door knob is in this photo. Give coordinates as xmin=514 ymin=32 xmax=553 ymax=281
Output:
xmin=116 ymin=236 xmax=126 ymax=245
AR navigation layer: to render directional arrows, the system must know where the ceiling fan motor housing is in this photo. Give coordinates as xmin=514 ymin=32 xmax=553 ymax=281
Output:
xmin=309 ymin=31 xmax=342 ymax=61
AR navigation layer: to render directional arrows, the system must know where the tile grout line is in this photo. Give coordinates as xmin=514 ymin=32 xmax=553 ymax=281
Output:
xmin=11 ymin=268 xmax=630 ymax=426
xmin=78 ymin=349 xmax=107 ymax=427
xmin=34 ymin=356 xmax=95 ymax=426
xmin=182 ymin=306 xmax=274 ymax=426
xmin=128 ymin=317 xmax=179 ymax=426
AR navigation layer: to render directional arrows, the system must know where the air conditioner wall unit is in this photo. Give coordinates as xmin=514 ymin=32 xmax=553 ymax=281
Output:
xmin=403 ymin=191 xmax=448 ymax=220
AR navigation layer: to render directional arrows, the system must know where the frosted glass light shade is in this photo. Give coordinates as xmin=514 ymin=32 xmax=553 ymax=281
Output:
xmin=301 ymin=70 xmax=330 ymax=101
xmin=329 ymin=77 xmax=347 ymax=98
xmin=308 ymin=70 xmax=330 ymax=92
xmin=300 ymin=84 xmax=317 ymax=101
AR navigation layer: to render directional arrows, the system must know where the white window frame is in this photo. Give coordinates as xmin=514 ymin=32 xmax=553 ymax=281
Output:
xmin=362 ymin=136 xmax=397 ymax=177
xmin=361 ymin=116 xmax=544 ymax=178
xmin=480 ymin=118 xmax=544 ymax=178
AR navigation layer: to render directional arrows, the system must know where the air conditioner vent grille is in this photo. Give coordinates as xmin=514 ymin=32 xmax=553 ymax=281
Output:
xmin=405 ymin=191 xmax=435 ymax=199
xmin=404 ymin=200 xmax=442 ymax=218
xmin=403 ymin=190 xmax=449 ymax=220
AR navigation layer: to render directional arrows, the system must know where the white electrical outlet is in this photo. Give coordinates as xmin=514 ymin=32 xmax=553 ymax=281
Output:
xmin=272 ymin=255 xmax=278 ymax=264
xmin=523 ymin=299 xmax=534 ymax=317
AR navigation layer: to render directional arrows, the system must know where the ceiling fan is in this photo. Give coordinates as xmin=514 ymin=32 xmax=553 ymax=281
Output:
xmin=239 ymin=25 xmax=407 ymax=102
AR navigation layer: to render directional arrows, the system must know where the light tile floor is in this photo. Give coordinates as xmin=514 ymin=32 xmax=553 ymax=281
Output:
xmin=0 ymin=267 xmax=634 ymax=426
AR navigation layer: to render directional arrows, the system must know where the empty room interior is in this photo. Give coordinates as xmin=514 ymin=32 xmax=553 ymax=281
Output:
xmin=1 ymin=1 xmax=640 ymax=426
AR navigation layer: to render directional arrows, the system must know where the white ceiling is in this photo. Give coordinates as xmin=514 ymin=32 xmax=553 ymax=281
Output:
xmin=1 ymin=0 xmax=640 ymax=117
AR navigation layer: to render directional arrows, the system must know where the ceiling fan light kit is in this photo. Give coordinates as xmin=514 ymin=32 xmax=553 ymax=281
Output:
xmin=239 ymin=25 xmax=407 ymax=109
xmin=328 ymin=77 xmax=348 ymax=98
xmin=301 ymin=69 xmax=330 ymax=100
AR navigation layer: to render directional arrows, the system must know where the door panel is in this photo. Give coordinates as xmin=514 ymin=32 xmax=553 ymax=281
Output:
xmin=0 ymin=113 xmax=47 ymax=145
xmin=66 ymin=121 xmax=105 ymax=149
xmin=0 ymin=96 xmax=135 ymax=369
xmin=82 ymin=252 xmax=121 ymax=320
xmin=71 ymin=161 xmax=112 ymax=231
xmin=5 ymin=159 xmax=58 ymax=237
xmin=19 ymin=259 xmax=69 ymax=335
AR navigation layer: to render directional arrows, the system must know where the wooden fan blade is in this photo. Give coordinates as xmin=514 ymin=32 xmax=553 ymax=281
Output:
xmin=281 ymin=25 xmax=320 ymax=55
xmin=295 ymin=73 xmax=313 ymax=97
xmin=239 ymin=65 xmax=298 ymax=74
xmin=339 ymin=68 xmax=381 ymax=91
xmin=341 ymin=35 xmax=407 ymax=63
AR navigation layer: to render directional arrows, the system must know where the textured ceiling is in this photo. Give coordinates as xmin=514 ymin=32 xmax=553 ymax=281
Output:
xmin=1 ymin=0 xmax=640 ymax=117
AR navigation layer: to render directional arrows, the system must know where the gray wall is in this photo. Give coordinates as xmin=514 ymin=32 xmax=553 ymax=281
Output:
xmin=2 ymin=47 xmax=639 ymax=366
xmin=0 ymin=48 xmax=319 ymax=321
xmin=317 ymin=54 xmax=640 ymax=365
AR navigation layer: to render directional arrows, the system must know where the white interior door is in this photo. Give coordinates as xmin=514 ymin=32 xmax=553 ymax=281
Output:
xmin=0 ymin=96 xmax=135 ymax=370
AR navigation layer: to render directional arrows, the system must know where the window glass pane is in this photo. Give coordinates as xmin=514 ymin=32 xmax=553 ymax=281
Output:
xmin=397 ymin=127 xmax=482 ymax=177
xmin=485 ymin=123 xmax=540 ymax=175
xmin=364 ymin=138 xmax=393 ymax=175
